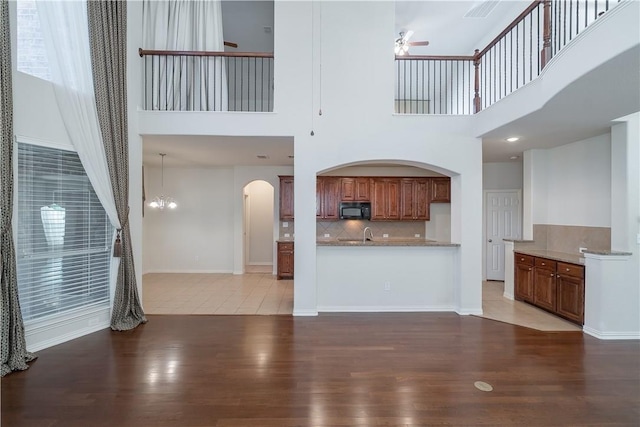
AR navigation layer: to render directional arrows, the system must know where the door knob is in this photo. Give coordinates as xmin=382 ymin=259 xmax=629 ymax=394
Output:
xmin=488 ymin=239 xmax=493 ymax=242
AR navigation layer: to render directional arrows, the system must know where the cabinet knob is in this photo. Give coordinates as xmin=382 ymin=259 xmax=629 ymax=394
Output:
xmin=566 ymin=268 xmax=570 ymax=272
xmin=520 ymin=258 xmax=525 ymax=261
xmin=550 ymin=273 xmax=554 ymax=277
xmin=541 ymin=262 xmax=546 ymax=266
xmin=557 ymin=274 xmax=560 ymax=278
xmin=528 ymin=268 xmax=532 ymax=271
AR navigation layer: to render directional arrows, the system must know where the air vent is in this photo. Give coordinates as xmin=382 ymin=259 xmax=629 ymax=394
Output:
xmin=257 ymin=155 xmax=269 ymax=159
xmin=464 ymin=0 xmax=500 ymax=18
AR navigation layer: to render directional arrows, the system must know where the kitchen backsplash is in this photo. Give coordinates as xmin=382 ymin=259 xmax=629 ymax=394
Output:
xmin=316 ymin=220 xmax=425 ymax=240
xmin=532 ymin=224 xmax=611 ymax=253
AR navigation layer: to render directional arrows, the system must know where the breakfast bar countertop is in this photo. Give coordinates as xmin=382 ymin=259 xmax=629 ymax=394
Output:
xmin=317 ymin=238 xmax=460 ymax=247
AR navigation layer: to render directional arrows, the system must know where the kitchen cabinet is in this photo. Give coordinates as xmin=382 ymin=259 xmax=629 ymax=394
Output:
xmin=370 ymin=178 xmax=400 ymax=220
xmin=317 ymin=177 xmax=341 ymax=220
xmin=556 ymin=262 xmax=585 ymax=324
xmin=400 ymin=178 xmax=430 ymax=220
xmin=341 ymin=177 xmax=370 ymax=201
xmin=279 ymin=176 xmax=294 ymax=220
xmin=430 ymin=177 xmax=451 ymax=203
xmin=514 ymin=252 xmax=585 ymax=325
xmin=533 ymin=258 xmax=557 ymax=312
xmin=514 ymin=253 xmax=534 ymax=302
xmin=277 ymin=241 xmax=294 ymax=280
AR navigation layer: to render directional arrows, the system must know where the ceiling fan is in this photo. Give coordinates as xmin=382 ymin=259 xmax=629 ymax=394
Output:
xmin=394 ymin=31 xmax=429 ymax=56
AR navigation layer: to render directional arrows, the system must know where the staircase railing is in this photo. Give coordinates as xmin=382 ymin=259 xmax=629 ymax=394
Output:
xmin=395 ymin=0 xmax=623 ymax=115
xmin=138 ymin=49 xmax=274 ymax=112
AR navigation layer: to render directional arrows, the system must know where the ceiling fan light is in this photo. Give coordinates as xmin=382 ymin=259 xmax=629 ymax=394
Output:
xmin=402 ymin=44 xmax=409 ymax=52
xmin=168 ymin=201 xmax=177 ymax=209
xmin=148 ymin=200 xmax=159 ymax=208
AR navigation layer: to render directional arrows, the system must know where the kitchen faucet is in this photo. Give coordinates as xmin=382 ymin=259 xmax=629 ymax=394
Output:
xmin=363 ymin=227 xmax=373 ymax=243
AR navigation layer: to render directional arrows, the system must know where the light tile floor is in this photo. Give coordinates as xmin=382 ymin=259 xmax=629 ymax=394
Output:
xmin=142 ymin=274 xmax=581 ymax=332
xmin=142 ymin=269 xmax=293 ymax=315
xmin=479 ymin=280 xmax=581 ymax=331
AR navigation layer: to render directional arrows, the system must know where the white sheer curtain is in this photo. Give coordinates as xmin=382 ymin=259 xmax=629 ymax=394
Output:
xmin=143 ymin=0 xmax=228 ymax=111
xmin=35 ymin=1 xmax=119 ymax=230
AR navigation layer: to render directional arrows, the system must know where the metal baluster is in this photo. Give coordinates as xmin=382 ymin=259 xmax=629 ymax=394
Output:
xmin=421 ymin=60 xmax=425 ymax=114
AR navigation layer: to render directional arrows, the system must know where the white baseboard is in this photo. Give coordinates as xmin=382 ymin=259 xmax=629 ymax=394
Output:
xmin=456 ymin=308 xmax=483 ymax=316
xmin=25 ymin=307 xmax=111 ymax=352
xmin=317 ymin=305 xmax=455 ymax=313
xmin=583 ymin=326 xmax=640 ymax=340
xmin=503 ymin=291 xmax=514 ymax=300
xmin=293 ymin=309 xmax=318 ymax=316
xmin=145 ymin=269 xmax=234 ymax=274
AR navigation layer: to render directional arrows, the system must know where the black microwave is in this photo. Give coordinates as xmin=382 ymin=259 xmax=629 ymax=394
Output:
xmin=339 ymin=202 xmax=371 ymax=220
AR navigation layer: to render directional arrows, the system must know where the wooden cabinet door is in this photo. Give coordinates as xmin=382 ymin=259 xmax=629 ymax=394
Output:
xmin=515 ymin=262 xmax=534 ymax=302
xmin=322 ymin=177 xmax=341 ymax=220
xmin=431 ymin=177 xmax=451 ymax=203
xmin=371 ymin=178 xmax=400 ymax=220
xmin=277 ymin=242 xmax=294 ymax=280
xmin=316 ymin=179 xmax=322 ymax=218
xmin=279 ymin=176 xmax=294 ymax=220
xmin=414 ymin=178 xmax=429 ymax=220
xmin=534 ymin=265 xmax=556 ymax=312
xmin=556 ymin=262 xmax=585 ymax=324
xmin=354 ymin=178 xmax=370 ymax=201
xmin=341 ymin=178 xmax=355 ymax=201
xmin=400 ymin=179 xmax=416 ymax=220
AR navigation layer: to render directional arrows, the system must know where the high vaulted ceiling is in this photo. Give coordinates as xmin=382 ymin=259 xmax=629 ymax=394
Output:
xmin=143 ymin=1 xmax=639 ymax=168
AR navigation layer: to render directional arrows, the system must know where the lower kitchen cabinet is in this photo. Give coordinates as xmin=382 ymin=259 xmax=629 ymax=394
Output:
xmin=514 ymin=252 xmax=585 ymax=325
xmin=514 ymin=254 xmax=534 ymax=302
xmin=277 ymin=241 xmax=294 ymax=280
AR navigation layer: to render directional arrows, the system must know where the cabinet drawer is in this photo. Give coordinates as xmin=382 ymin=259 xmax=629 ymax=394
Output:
xmin=278 ymin=242 xmax=294 ymax=251
xmin=557 ymin=262 xmax=584 ymax=279
xmin=515 ymin=253 xmax=534 ymax=266
xmin=535 ymin=257 xmax=556 ymax=269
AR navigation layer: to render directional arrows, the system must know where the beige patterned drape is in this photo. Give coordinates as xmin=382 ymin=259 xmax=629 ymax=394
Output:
xmin=1 ymin=0 xmax=37 ymax=376
xmin=87 ymin=1 xmax=146 ymax=331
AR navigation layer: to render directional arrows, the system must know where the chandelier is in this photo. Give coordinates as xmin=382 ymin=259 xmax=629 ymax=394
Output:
xmin=148 ymin=153 xmax=177 ymax=210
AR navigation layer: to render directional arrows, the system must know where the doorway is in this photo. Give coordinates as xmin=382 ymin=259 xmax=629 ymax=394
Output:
xmin=243 ymin=180 xmax=274 ymax=273
xmin=485 ymin=190 xmax=521 ymax=281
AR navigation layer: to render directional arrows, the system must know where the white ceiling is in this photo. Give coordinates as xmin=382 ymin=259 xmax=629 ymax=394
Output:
xmin=142 ymin=1 xmax=638 ymax=168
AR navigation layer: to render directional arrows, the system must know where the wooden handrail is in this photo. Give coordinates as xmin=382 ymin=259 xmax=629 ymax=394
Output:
xmin=396 ymin=55 xmax=475 ymax=61
xmin=138 ymin=48 xmax=273 ymax=58
xmin=477 ymin=0 xmax=543 ymax=58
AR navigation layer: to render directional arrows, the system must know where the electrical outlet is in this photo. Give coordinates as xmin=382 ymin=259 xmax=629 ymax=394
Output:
xmin=579 ymin=247 xmax=587 ymax=253
xmin=284 ymin=233 xmax=290 ymax=238
xmin=415 ymin=234 xmax=421 ymax=238
xmin=283 ymin=222 xmax=288 ymax=228
xmin=384 ymin=281 xmax=391 ymax=291
xmin=383 ymin=234 xmax=389 ymax=238
xmin=324 ymin=233 xmax=330 ymax=238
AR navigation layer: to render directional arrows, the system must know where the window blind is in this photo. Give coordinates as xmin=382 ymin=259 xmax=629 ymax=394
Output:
xmin=16 ymin=142 xmax=112 ymax=323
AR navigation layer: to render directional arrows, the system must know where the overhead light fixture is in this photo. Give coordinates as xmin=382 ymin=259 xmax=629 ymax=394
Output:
xmin=509 ymin=155 xmax=520 ymax=160
xmin=506 ymin=137 xmax=520 ymax=142
xmin=148 ymin=153 xmax=177 ymax=210
xmin=394 ymin=31 xmax=412 ymax=56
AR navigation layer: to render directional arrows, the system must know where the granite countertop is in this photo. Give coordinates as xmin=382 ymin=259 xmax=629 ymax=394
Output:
xmin=582 ymin=249 xmax=633 ymax=256
xmin=514 ymin=248 xmax=585 ymax=265
xmin=317 ymin=238 xmax=460 ymax=247
xmin=277 ymin=238 xmax=294 ymax=243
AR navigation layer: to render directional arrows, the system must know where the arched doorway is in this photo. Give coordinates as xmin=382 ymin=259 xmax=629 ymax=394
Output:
xmin=243 ymin=180 xmax=274 ymax=273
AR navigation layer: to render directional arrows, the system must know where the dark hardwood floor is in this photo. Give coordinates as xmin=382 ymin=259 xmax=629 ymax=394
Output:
xmin=2 ymin=313 xmax=639 ymax=427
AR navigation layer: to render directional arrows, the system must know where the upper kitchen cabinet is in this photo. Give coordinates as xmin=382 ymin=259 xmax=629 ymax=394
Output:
xmin=430 ymin=177 xmax=451 ymax=203
xmin=341 ymin=177 xmax=370 ymax=202
xmin=279 ymin=176 xmax=294 ymax=220
xmin=400 ymin=178 xmax=430 ymax=220
xmin=317 ymin=177 xmax=341 ymax=220
xmin=370 ymin=178 xmax=400 ymax=220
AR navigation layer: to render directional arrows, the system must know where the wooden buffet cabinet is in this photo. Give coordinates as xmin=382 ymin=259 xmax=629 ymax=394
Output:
xmin=277 ymin=241 xmax=294 ymax=280
xmin=514 ymin=252 xmax=585 ymax=325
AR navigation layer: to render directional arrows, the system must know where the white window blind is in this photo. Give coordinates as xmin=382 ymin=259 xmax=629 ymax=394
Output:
xmin=16 ymin=142 xmax=112 ymax=323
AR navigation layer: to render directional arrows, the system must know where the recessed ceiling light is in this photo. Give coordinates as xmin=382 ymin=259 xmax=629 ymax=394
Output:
xmin=256 ymin=155 xmax=269 ymax=159
xmin=509 ymin=155 xmax=519 ymax=160
xmin=506 ymin=137 xmax=519 ymax=142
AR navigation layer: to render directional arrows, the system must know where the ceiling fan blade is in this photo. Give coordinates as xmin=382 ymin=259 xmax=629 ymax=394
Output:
xmin=402 ymin=30 xmax=414 ymax=42
xmin=224 ymin=41 xmax=238 ymax=48
xmin=408 ymin=41 xmax=430 ymax=47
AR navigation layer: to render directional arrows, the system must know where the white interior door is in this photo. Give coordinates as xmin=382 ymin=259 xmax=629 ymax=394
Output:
xmin=485 ymin=191 xmax=521 ymax=281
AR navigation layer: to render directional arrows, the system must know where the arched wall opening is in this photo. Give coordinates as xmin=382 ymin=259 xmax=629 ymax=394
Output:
xmin=242 ymin=180 xmax=275 ymax=273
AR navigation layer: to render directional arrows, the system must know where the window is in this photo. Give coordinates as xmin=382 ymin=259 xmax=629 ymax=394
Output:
xmin=16 ymin=0 xmax=51 ymax=81
xmin=16 ymin=141 xmax=112 ymax=323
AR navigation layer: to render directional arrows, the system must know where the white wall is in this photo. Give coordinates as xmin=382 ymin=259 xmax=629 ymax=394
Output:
xmin=483 ymin=161 xmax=523 ymax=190
xmin=525 ymin=134 xmax=611 ymax=227
xmin=143 ymin=166 xmax=235 ymax=273
xmin=244 ymin=180 xmax=274 ymax=265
